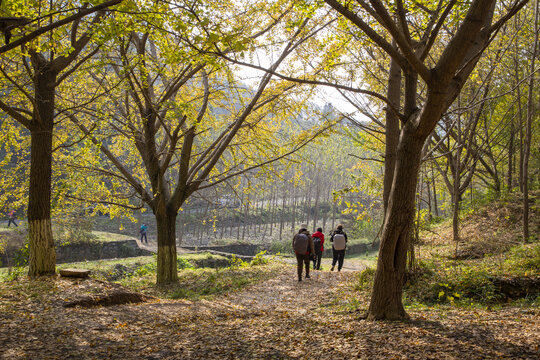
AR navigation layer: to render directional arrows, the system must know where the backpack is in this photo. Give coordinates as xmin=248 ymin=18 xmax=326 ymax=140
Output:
xmin=312 ymin=236 xmax=322 ymax=254
xmin=332 ymin=233 xmax=346 ymax=250
xmin=293 ymin=233 xmax=309 ymax=254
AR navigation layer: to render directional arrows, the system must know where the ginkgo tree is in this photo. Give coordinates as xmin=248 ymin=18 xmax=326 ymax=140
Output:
xmin=319 ymin=0 xmax=529 ymax=320
xmin=65 ymin=0 xmax=333 ymax=284
xmin=0 ymin=0 xmax=123 ymax=276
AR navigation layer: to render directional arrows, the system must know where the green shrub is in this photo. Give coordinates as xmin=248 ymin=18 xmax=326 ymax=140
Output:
xmin=2 ymin=266 xmax=26 ymax=281
xmin=508 ymin=243 xmax=540 ymax=271
xmin=269 ymin=240 xmax=290 ymax=255
xmin=429 ymin=216 xmax=445 ymax=225
xmin=404 ymin=261 xmax=502 ymax=305
xmin=13 ymin=242 xmax=29 ymax=267
xmin=228 ymin=255 xmax=249 ymax=268
xmin=54 ymin=216 xmax=96 ymax=245
xmin=133 ymin=262 xmax=157 ymax=277
xmin=354 ymin=267 xmax=375 ymax=291
xmin=250 ymin=250 xmax=268 ymax=266
xmin=177 ymin=257 xmax=195 ymax=270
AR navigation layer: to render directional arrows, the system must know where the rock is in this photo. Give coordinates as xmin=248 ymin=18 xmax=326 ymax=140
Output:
xmin=59 ymin=268 xmax=91 ymax=278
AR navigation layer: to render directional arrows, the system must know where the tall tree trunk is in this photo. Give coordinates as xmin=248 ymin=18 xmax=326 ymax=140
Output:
xmin=291 ymin=183 xmax=297 ymax=233
xmin=219 ymin=208 xmax=225 ymax=239
xmin=431 ymin=164 xmax=439 ymax=217
xmin=279 ymin=186 xmax=286 ymax=240
xmin=523 ymin=0 xmax=539 ymax=243
xmin=156 ymin=206 xmax=178 ymax=284
xmin=313 ymin=177 xmax=320 ymax=230
xmin=322 ymin=187 xmax=329 ymax=231
xmin=452 ymin=156 xmax=461 ymax=249
xmin=507 ymin=118 xmax=515 ymax=192
xmin=331 ymin=193 xmax=336 ymax=231
xmin=28 ymin=68 xmax=56 ymax=277
xmin=242 ymin=196 xmax=249 ymax=242
xmin=384 ymin=52 xmax=402 ymax=215
xmin=426 ymin=172 xmax=433 ymax=222
xmin=304 ymin=182 xmax=311 ymax=226
xmin=178 ymin=211 xmax=184 ymax=245
xmin=367 ymin=129 xmax=424 ymax=320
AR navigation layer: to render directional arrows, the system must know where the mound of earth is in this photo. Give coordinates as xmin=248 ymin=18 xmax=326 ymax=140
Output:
xmin=427 ymin=191 xmax=539 ymax=258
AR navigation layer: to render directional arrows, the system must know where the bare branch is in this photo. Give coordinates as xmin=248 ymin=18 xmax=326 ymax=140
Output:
xmin=0 ymin=0 xmax=123 ymax=54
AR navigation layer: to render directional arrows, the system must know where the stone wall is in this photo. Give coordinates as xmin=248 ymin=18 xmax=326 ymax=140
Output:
xmin=181 ymin=244 xmax=264 ymax=256
xmin=322 ymin=242 xmax=379 ymax=257
xmin=56 ymin=240 xmax=152 ymax=264
xmin=182 ymin=242 xmax=378 ymax=257
xmin=0 ymin=240 xmax=152 ymax=267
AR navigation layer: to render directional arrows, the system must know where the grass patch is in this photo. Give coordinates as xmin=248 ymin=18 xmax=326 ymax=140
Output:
xmin=407 ymin=241 xmax=540 ymax=306
xmin=2 ymin=251 xmax=283 ymax=301
xmin=349 ymin=241 xmax=540 ymax=309
xmin=169 ymin=264 xmax=280 ymax=300
xmin=347 ymin=251 xmax=378 ymax=267
xmin=91 ymin=231 xmax=135 ymax=242
xmin=114 ymin=257 xmax=282 ymax=300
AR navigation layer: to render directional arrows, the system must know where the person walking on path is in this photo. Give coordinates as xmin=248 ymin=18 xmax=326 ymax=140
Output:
xmin=311 ymin=227 xmax=325 ymax=270
xmin=7 ymin=210 xmax=17 ymax=227
xmin=139 ymin=223 xmax=148 ymax=243
xmin=292 ymin=226 xmax=314 ymax=281
xmin=330 ymin=224 xmax=347 ymax=272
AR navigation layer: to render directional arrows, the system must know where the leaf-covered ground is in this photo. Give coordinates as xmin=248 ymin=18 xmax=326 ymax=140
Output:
xmin=1 ymin=266 xmax=539 ymax=360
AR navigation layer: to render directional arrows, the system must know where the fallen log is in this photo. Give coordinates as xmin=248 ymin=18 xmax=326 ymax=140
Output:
xmin=59 ymin=268 xmax=91 ymax=278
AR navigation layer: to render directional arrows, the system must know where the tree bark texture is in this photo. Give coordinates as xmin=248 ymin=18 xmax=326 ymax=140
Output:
xmin=367 ymin=128 xmax=424 ymax=320
xmin=523 ymin=0 xmax=539 ymax=243
xmin=383 ymin=54 xmax=401 ymax=215
xmin=28 ymin=67 xmax=56 ymax=277
xmin=155 ymin=208 xmax=179 ymax=284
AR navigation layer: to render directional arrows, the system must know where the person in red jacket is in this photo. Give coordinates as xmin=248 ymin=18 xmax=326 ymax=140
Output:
xmin=311 ymin=227 xmax=325 ymax=270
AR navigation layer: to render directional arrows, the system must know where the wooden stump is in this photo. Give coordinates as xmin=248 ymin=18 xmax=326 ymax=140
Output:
xmin=59 ymin=268 xmax=91 ymax=278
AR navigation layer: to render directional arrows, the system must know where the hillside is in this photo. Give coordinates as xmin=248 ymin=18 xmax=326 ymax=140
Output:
xmin=424 ymin=191 xmax=539 ymax=258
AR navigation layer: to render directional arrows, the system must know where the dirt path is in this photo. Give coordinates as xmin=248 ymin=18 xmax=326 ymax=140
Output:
xmin=279 ymin=256 xmax=367 ymax=272
xmin=1 ymin=265 xmax=539 ymax=359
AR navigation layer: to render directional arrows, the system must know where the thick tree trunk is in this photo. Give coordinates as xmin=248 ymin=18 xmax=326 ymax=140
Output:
xmin=156 ymin=208 xmax=178 ymax=284
xmin=28 ymin=69 xmax=56 ymax=277
xmin=367 ymin=130 xmax=424 ymax=320
xmin=384 ymin=53 xmax=402 ymax=215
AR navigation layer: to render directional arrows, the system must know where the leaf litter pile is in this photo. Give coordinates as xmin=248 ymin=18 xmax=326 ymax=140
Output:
xmin=1 ymin=266 xmax=539 ymax=359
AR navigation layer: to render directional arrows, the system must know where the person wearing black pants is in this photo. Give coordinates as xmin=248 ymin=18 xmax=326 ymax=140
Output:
xmin=311 ymin=227 xmax=325 ymax=270
xmin=330 ymin=224 xmax=348 ymax=271
xmin=7 ymin=210 xmax=17 ymax=227
xmin=292 ymin=227 xmax=314 ymax=281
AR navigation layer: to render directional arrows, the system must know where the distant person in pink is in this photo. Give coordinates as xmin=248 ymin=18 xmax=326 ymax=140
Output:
xmin=7 ymin=210 xmax=17 ymax=227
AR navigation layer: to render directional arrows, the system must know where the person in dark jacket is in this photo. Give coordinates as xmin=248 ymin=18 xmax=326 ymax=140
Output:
xmin=311 ymin=227 xmax=325 ymax=270
xmin=292 ymin=227 xmax=314 ymax=281
xmin=330 ymin=224 xmax=348 ymax=271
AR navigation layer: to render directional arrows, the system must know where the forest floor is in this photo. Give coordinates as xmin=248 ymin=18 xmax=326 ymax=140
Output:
xmin=1 ymin=263 xmax=539 ymax=360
